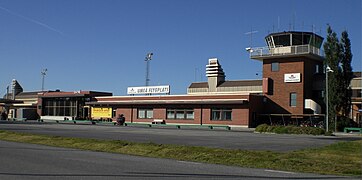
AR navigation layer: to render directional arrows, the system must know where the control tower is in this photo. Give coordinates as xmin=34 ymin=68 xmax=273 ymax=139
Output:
xmin=249 ymin=31 xmax=325 ymax=118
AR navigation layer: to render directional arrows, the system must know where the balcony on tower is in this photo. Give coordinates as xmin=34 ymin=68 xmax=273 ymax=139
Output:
xmin=248 ymin=31 xmax=324 ymax=60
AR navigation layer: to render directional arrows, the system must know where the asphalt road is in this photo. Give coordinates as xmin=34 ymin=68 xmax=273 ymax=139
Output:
xmin=0 ymin=121 xmax=360 ymax=152
xmin=0 ymin=140 xmax=356 ymax=180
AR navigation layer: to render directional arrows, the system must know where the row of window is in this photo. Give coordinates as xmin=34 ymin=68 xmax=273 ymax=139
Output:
xmin=43 ymin=99 xmax=78 ymax=116
xmin=138 ymin=108 xmax=232 ymax=121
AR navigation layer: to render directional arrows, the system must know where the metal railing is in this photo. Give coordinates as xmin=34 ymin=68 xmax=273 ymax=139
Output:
xmin=249 ymin=44 xmax=323 ymax=58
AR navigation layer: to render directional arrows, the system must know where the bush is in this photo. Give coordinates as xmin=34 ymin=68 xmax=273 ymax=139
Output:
xmin=255 ymin=124 xmax=326 ymax=135
xmin=255 ymin=124 xmax=269 ymax=132
xmin=337 ymin=116 xmax=358 ymax=132
xmin=273 ymin=126 xmax=288 ymax=134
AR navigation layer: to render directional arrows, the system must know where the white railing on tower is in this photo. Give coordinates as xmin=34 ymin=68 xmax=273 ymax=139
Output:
xmin=248 ymin=44 xmax=323 ymax=58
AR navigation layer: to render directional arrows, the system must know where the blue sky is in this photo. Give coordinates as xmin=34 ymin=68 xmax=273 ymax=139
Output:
xmin=0 ymin=0 xmax=361 ymax=95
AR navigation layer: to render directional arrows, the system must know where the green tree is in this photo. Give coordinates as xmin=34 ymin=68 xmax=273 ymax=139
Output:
xmin=323 ymin=25 xmax=354 ymax=131
xmin=339 ymin=30 xmax=353 ymax=117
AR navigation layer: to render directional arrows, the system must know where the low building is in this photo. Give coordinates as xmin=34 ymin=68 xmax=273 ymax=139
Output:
xmin=86 ymin=58 xmax=267 ymax=128
xmin=1 ymin=80 xmax=40 ymax=120
xmin=86 ymin=31 xmax=329 ymax=128
xmin=38 ymin=90 xmax=112 ymax=121
xmin=351 ymin=72 xmax=362 ymax=125
xmin=2 ymin=31 xmax=360 ymax=128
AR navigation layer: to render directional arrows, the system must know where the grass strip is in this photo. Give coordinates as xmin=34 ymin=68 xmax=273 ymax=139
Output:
xmin=0 ymin=130 xmax=361 ymax=176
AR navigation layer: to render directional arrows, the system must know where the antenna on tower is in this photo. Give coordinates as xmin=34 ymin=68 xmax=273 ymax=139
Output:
xmin=245 ymin=27 xmax=258 ymax=49
xmin=292 ymin=12 xmax=296 ymax=31
xmin=194 ymin=68 xmax=199 ymax=82
xmin=278 ymin=16 xmax=280 ymax=32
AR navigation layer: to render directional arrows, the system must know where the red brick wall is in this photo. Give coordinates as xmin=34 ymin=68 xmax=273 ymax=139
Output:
xmin=262 ymin=57 xmax=324 ymax=115
xmin=201 ymin=104 xmax=249 ymax=126
xmin=263 ymin=58 xmax=304 ymax=114
xmin=114 ymin=103 xmax=251 ymax=126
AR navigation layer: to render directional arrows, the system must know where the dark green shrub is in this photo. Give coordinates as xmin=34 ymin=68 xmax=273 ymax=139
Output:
xmin=289 ymin=126 xmax=302 ymax=134
xmin=255 ymin=124 xmax=269 ymax=132
xmin=337 ymin=116 xmax=358 ymax=132
xmin=266 ymin=125 xmax=275 ymax=132
xmin=273 ymin=126 xmax=288 ymax=134
xmin=255 ymin=124 xmax=327 ymax=135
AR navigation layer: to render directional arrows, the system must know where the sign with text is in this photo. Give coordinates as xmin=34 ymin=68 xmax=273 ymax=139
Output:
xmin=127 ymin=85 xmax=170 ymax=95
xmin=284 ymin=73 xmax=301 ymax=83
xmin=91 ymin=107 xmax=112 ymax=118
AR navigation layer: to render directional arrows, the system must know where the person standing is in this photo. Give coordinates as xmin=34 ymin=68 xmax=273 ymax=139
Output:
xmin=117 ymin=114 xmax=125 ymax=126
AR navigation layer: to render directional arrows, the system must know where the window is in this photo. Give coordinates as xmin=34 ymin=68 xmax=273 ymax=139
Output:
xmin=315 ymin=64 xmax=320 ymax=74
xmin=266 ymin=36 xmax=275 ymax=47
xmin=352 ymin=89 xmax=362 ymax=98
xmin=290 ymin=93 xmax=297 ymax=107
xmin=137 ymin=108 xmax=153 ymax=119
xmin=42 ymin=98 xmax=77 ymax=116
xmin=166 ymin=109 xmax=194 ymax=120
xmin=271 ymin=62 xmax=279 ymax=72
xmin=112 ymin=109 xmax=116 ymax=118
xmin=211 ymin=108 xmax=232 ymax=121
xmin=273 ymin=34 xmax=291 ymax=46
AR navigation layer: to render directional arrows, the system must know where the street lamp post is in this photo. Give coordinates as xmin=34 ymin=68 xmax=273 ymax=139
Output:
xmin=41 ymin=68 xmax=47 ymax=91
xmin=326 ymin=66 xmax=334 ymax=132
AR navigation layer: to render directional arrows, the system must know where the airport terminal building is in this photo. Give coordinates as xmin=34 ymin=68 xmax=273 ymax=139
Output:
xmin=2 ymin=31 xmax=361 ymax=128
xmin=85 ymin=31 xmax=360 ymax=127
xmin=85 ymin=58 xmax=264 ymax=127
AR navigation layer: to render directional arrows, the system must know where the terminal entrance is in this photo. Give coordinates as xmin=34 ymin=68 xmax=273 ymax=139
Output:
xmin=41 ymin=97 xmax=91 ymax=120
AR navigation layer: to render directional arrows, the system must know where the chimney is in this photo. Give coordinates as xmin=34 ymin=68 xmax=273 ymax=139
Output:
xmin=206 ymin=58 xmax=225 ymax=92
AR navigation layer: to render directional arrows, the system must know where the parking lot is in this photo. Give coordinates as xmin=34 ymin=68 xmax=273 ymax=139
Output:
xmin=1 ymin=121 xmax=360 ymax=152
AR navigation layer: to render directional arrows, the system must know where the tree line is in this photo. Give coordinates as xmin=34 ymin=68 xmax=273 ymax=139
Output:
xmin=323 ymin=25 xmax=354 ymax=131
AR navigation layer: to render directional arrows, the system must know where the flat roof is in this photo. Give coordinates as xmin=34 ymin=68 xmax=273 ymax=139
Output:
xmin=39 ymin=91 xmax=112 ymax=98
xmin=88 ymin=93 xmax=250 ymax=105
xmin=189 ymin=80 xmax=262 ymax=88
xmin=87 ymin=99 xmax=248 ymax=105
xmin=266 ymin=31 xmax=323 ymax=40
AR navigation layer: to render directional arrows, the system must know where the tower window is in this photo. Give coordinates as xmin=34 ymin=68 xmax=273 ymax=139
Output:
xmin=315 ymin=64 xmax=320 ymax=74
xmin=271 ymin=62 xmax=279 ymax=72
xmin=290 ymin=93 xmax=297 ymax=107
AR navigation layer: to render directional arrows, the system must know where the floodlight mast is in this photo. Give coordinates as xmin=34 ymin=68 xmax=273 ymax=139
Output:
xmin=41 ymin=68 xmax=47 ymax=91
xmin=145 ymin=53 xmax=153 ymax=86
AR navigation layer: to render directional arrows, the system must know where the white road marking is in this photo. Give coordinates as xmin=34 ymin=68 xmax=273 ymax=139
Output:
xmin=177 ymin=161 xmax=202 ymax=165
xmin=265 ymin=169 xmax=296 ymax=174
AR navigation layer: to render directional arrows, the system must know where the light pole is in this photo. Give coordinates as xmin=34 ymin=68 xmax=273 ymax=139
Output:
xmin=325 ymin=66 xmax=334 ymax=132
xmin=145 ymin=53 xmax=153 ymax=86
xmin=41 ymin=68 xmax=47 ymax=91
